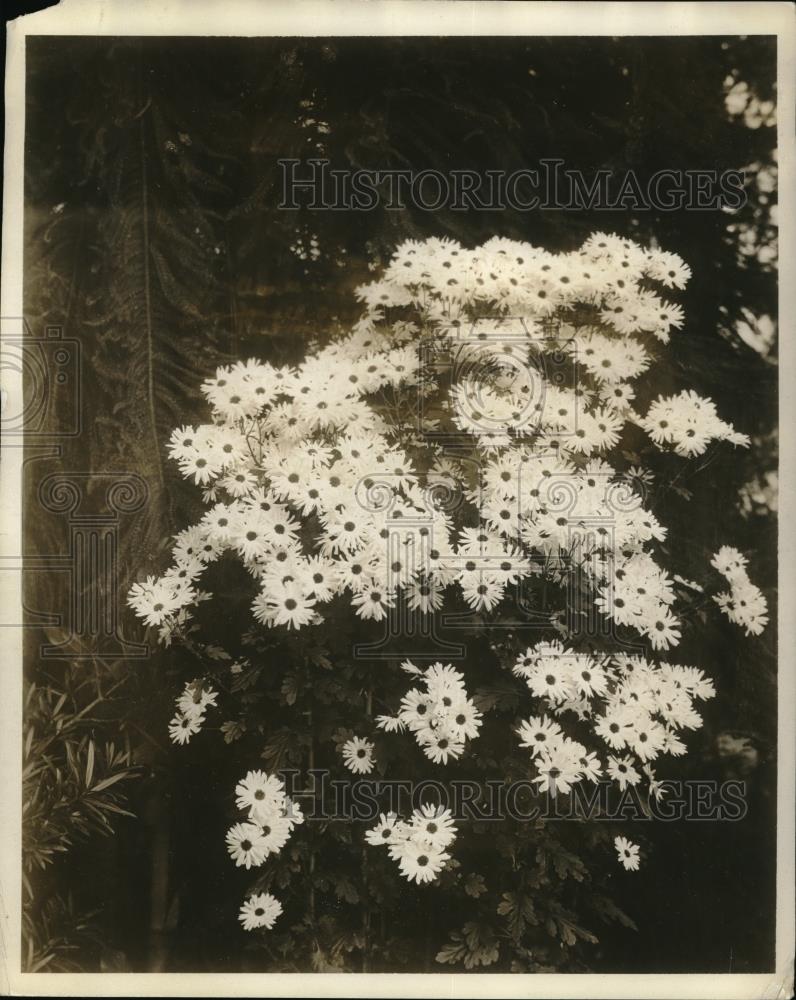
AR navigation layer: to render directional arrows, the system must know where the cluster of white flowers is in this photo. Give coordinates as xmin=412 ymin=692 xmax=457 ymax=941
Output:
xmin=129 ymin=233 xmax=754 ymax=656
xmin=341 ymin=736 xmax=376 ymax=774
xmin=365 ymin=804 xmax=457 ymax=884
xmin=124 ymin=234 xmax=773 ymax=919
xmin=167 ymin=679 xmax=218 ymax=745
xmin=640 ymin=390 xmax=750 ymax=457
xmin=225 ymin=770 xmax=303 ymax=872
xmin=376 ymin=661 xmax=483 ymax=764
xmin=514 ymin=641 xmax=716 ymax=795
xmin=128 ymin=573 xmax=198 ymax=629
xmin=711 ymin=546 xmax=769 ymax=636
xmin=363 ymin=231 xmax=691 ymax=340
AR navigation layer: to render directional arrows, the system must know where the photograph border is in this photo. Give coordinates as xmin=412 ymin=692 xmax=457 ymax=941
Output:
xmin=2 ymin=2 xmax=794 ymax=997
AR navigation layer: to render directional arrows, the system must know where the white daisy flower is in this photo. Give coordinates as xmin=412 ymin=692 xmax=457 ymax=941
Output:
xmin=364 ymin=812 xmax=404 ymax=847
xmin=176 ymin=681 xmax=219 ymax=720
xmin=341 ymin=736 xmax=376 ymax=774
xmin=225 ymin=822 xmax=269 ymax=869
xmin=410 ymin=804 xmax=457 ymax=850
xmin=417 ymin=726 xmax=465 ymax=765
xmin=606 ymin=754 xmax=642 ymax=791
xmin=256 ymin=813 xmax=294 ymax=857
xmin=517 ymin=715 xmax=563 ymax=756
xmin=614 ymin=835 xmax=641 ymax=871
xmin=235 ymin=770 xmax=286 ymax=815
xmin=394 ymin=839 xmax=450 ymax=885
xmin=168 ymin=711 xmax=203 ymax=745
xmin=375 ymin=714 xmax=406 ymax=733
xmin=238 ymin=892 xmax=283 ymax=931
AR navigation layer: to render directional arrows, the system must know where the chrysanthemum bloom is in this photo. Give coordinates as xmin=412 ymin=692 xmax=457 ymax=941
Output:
xmin=710 ymin=545 xmax=768 ymax=635
xmin=235 ymin=770 xmax=287 ymax=815
xmin=410 ymin=804 xmax=458 ymax=851
xmin=238 ymin=892 xmax=283 ymax=931
xmin=225 ymin=822 xmax=269 ymax=869
xmin=341 ymin=736 xmax=376 ymax=774
xmin=417 ymin=726 xmax=465 ymax=765
xmin=614 ymin=835 xmax=641 ymax=871
xmin=393 ymin=838 xmax=450 ymax=885
xmin=517 ymin=715 xmax=564 ymax=756
xmin=176 ymin=681 xmax=219 ymax=721
xmin=168 ymin=712 xmax=203 ymax=745
xmin=532 ymin=740 xmax=583 ymax=794
xmin=127 ymin=575 xmax=188 ymax=627
xmin=606 ymin=754 xmax=642 ymax=791
xmin=364 ymin=812 xmax=404 ymax=847
xmin=255 ymin=814 xmax=294 ymax=857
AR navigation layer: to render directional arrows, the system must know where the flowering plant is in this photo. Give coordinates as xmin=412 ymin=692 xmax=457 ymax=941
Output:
xmin=129 ymin=233 xmax=767 ymax=970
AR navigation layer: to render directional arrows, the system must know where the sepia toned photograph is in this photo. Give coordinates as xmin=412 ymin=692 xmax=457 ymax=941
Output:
xmin=1 ymin=2 xmax=793 ymax=997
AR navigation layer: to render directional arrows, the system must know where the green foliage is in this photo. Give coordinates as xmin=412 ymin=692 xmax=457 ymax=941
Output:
xmin=22 ymin=892 xmax=105 ymax=973
xmin=22 ymin=678 xmax=139 ymax=971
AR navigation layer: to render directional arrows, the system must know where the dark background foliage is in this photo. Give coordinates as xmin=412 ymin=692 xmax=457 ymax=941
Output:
xmin=22 ymin=34 xmax=777 ymax=973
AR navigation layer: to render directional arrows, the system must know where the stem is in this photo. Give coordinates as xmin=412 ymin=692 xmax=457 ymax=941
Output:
xmin=362 ymin=683 xmax=373 ymax=971
xmin=307 ymin=704 xmax=316 ymax=931
xmin=138 ymin=55 xmax=164 ymax=493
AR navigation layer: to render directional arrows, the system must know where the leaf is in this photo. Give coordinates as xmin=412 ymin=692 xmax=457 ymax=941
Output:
xmin=464 ymin=873 xmax=487 ymax=899
xmin=281 ymin=673 xmax=300 ymax=706
xmin=497 ymin=891 xmax=537 ymax=938
xmin=231 ymin=664 xmax=262 ymax=692
xmin=260 ymin=727 xmax=299 ymax=770
xmin=204 ymin=644 xmax=231 ymax=661
xmin=471 ymin=680 xmax=520 ymax=713
xmin=435 ymin=934 xmax=468 ymax=966
xmin=556 ymin=915 xmax=598 ymax=947
xmin=90 ymin=771 xmax=132 ymax=793
xmin=85 ymin=740 xmax=95 ymax=788
xmin=220 ymin=720 xmax=246 ymax=744
xmin=456 ymin=921 xmax=500 ymax=968
xmin=99 ymin=803 xmax=135 ymax=818
xmin=590 ymin=894 xmax=638 ymax=932
xmin=334 ymin=877 xmax=360 ymax=905
xmin=551 ymin=846 xmax=587 ymax=883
